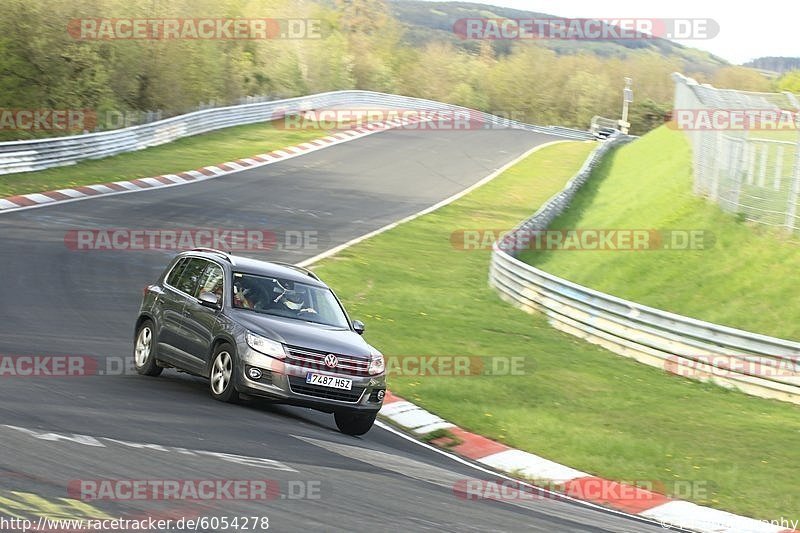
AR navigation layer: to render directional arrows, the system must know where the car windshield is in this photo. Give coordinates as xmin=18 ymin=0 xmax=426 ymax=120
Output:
xmin=231 ymin=272 xmax=350 ymax=328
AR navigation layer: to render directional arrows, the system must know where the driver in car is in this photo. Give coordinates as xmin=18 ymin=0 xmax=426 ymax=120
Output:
xmin=272 ymin=280 xmax=317 ymax=315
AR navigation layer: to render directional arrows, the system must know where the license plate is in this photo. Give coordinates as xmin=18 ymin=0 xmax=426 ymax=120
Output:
xmin=306 ymin=373 xmax=353 ymax=390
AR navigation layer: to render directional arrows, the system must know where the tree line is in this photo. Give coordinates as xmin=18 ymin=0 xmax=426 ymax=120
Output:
xmin=0 ymin=0 xmax=793 ymax=140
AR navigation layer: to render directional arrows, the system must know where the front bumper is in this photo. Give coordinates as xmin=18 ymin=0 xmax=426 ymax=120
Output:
xmin=235 ymin=345 xmax=385 ymax=413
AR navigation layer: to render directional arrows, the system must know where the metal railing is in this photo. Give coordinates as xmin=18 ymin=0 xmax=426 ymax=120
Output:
xmin=673 ymin=73 xmax=800 ymax=232
xmin=0 ymin=91 xmax=593 ymax=176
xmin=590 ymin=115 xmax=620 ymax=137
xmin=489 ymin=136 xmax=800 ymax=404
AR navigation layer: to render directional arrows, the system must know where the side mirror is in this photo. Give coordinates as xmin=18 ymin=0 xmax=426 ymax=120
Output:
xmin=198 ymin=291 xmax=221 ymax=309
xmin=352 ymin=320 xmax=365 ymax=335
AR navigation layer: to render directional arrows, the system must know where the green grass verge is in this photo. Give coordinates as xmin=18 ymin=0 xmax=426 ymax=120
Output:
xmin=311 ymin=141 xmax=800 ymax=519
xmin=0 ymin=121 xmax=327 ymax=198
xmin=519 ymin=126 xmax=800 ymax=340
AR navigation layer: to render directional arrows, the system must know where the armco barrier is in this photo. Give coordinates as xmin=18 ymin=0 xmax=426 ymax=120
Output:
xmin=0 ymin=91 xmax=593 ymax=175
xmin=489 ymin=136 xmax=800 ymax=404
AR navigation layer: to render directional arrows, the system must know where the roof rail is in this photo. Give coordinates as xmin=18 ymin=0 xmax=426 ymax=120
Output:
xmin=189 ymin=248 xmax=235 ymax=265
xmin=270 ymin=261 xmax=320 ymax=281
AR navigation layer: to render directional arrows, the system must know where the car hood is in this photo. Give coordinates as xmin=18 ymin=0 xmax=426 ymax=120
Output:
xmin=230 ymin=310 xmax=374 ymax=358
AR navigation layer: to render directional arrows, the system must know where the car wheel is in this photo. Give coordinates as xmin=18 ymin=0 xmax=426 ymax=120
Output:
xmin=134 ymin=320 xmax=163 ymax=377
xmin=210 ymin=344 xmax=240 ymax=403
xmin=334 ymin=410 xmax=377 ymax=436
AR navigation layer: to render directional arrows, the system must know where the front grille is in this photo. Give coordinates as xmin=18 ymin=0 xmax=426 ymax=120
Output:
xmin=288 ymin=376 xmax=365 ymax=403
xmin=285 ymin=345 xmax=371 ymax=376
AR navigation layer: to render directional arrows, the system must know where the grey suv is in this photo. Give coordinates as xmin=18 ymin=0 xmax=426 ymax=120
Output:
xmin=134 ymin=248 xmax=386 ymax=435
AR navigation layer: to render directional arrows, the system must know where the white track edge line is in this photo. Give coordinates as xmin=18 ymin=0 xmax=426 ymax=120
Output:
xmin=374 ymin=421 xmax=682 ymax=531
xmin=297 ymin=140 xmax=570 ymax=268
xmin=0 ymin=123 xmax=409 ymax=215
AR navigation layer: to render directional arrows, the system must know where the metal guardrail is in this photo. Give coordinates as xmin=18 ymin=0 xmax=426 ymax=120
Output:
xmin=0 ymin=91 xmax=593 ymax=176
xmin=489 ymin=136 xmax=800 ymax=405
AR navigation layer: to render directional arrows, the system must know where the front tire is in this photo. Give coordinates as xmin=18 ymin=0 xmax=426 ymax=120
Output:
xmin=210 ymin=344 xmax=240 ymax=403
xmin=134 ymin=320 xmax=163 ymax=377
xmin=334 ymin=410 xmax=377 ymax=436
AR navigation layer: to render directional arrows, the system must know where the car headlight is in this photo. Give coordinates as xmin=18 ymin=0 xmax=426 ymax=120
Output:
xmin=246 ymin=332 xmax=287 ymax=360
xmin=368 ymin=347 xmax=385 ymax=375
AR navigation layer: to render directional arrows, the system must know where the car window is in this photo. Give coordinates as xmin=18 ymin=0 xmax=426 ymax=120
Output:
xmin=197 ymin=262 xmax=224 ymax=300
xmin=231 ymin=272 xmax=350 ymax=328
xmin=165 ymin=258 xmax=188 ymax=287
xmin=175 ymin=258 xmax=208 ymax=296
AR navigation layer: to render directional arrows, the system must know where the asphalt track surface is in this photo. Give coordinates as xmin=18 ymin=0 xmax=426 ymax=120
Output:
xmin=0 ymin=127 xmax=666 ymax=532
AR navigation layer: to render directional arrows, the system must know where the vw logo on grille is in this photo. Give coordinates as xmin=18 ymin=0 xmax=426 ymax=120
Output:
xmin=324 ymin=354 xmax=338 ymax=368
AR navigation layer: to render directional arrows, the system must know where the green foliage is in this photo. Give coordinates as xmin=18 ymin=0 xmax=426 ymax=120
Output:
xmin=0 ymin=0 xmax=773 ymax=140
xmin=628 ymin=98 xmax=671 ymax=135
xmin=776 ymin=71 xmax=800 ymax=93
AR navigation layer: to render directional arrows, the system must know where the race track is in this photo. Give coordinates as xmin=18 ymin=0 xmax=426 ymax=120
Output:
xmin=0 ymin=127 xmax=665 ymax=532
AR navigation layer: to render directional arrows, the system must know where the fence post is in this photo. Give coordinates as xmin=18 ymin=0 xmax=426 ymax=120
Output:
xmin=758 ymin=142 xmax=768 ymax=188
xmin=775 ymin=145 xmax=784 ymax=191
xmin=786 ymin=136 xmax=800 ymax=231
xmin=728 ymin=139 xmax=743 ymax=213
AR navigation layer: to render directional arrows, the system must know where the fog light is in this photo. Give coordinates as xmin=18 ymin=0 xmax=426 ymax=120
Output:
xmin=376 ymin=390 xmax=385 ymax=401
xmin=247 ymin=367 xmax=263 ymax=380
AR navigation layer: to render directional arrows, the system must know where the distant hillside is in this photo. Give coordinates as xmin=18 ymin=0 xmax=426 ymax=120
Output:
xmin=389 ymin=0 xmax=727 ymax=72
xmin=744 ymin=57 xmax=800 ymax=74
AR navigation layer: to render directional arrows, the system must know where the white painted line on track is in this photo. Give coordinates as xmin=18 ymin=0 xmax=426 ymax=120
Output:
xmin=374 ymin=421 xmax=676 ymax=531
xmin=1 ymin=424 xmax=297 ymax=473
xmin=298 ymin=140 xmax=571 ymax=268
xmin=0 ymin=119 xmax=415 ymax=215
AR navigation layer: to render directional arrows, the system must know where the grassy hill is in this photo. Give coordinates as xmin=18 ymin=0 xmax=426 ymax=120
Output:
xmin=389 ymin=0 xmax=728 ymax=72
xmin=520 ymin=126 xmax=800 ymax=340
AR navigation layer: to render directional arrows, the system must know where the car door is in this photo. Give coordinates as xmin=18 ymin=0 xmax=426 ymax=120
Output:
xmin=156 ymin=257 xmax=191 ymax=359
xmin=159 ymin=257 xmax=208 ymax=368
xmin=178 ymin=261 xmax=225 ymax=375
